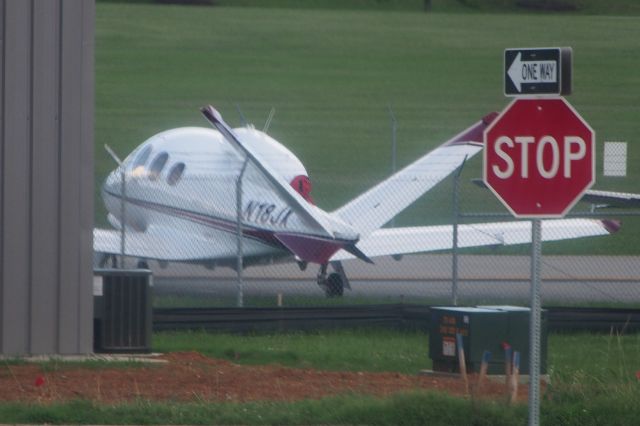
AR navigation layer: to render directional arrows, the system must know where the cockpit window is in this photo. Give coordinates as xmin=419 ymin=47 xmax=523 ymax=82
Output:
xmin=133 ymin=145 xmax=152 ymax=168
xmin=148 ymin=152 xmax=169 ymax=181
xmin=167 ymin=162 xmax=185 ymax=186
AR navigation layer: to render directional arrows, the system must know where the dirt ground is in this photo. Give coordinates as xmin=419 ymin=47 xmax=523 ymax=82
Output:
xmin=0 ymin=352 xmax=529 ymax=404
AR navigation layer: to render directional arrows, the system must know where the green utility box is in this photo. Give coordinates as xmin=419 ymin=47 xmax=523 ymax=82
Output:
xmin=478 ymin=305 xmax=548 ymax=375
xmin=429 ymin=306 xmax=547 ymax=375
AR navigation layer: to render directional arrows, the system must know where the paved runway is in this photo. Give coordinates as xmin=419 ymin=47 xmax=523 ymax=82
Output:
xmin=151 ymin=254 xmax=640 ymax=305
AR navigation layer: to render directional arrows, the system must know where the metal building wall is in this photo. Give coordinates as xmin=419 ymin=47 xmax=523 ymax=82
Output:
xmin=0 ymin=0 xmax=94 ymax=355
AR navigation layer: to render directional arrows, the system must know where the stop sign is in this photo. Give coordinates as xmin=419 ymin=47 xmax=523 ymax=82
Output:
xmin=483 ymin=98 xmax=595 ymax=218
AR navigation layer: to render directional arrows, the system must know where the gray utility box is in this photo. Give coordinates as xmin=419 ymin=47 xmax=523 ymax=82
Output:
xmin=429 ymin=306 xmax=547 ymax=375
xmin=93 ymin=269 xmax=153 ymax=353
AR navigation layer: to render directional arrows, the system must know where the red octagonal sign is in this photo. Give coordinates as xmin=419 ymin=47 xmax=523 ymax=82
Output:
xmin=483 ymin=98 xmax=595 ymax=218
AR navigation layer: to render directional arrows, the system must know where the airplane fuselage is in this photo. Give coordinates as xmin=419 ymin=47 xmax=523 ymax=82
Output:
xmin=102 ymin=126 xmax=345 ymax=266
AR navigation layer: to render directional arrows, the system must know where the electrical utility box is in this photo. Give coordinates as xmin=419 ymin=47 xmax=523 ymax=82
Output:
xmin=478 ymin=305 xmax=548 ymax=375
xmin=429 ymin=306 xmax=547 ymax=375
xmin=93 ymin=269 xmax=153 ymax=353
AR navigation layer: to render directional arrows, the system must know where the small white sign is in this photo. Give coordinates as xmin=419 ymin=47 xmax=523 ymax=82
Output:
xmin=603 ymin=142 xmax=627 ymax=177
xmin=507 ymin=52 xmax=557 ymax=92
xmin=443 ymin=339 xmax=456 ymax=357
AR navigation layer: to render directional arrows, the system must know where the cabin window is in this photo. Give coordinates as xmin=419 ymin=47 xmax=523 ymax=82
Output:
xmin=167 ymin=162 xmax=185 ymax=186
xmin=133 ymin=145 xmax=152 ymax=168
xmin=148 ymin=152 xmax=169 ymax=181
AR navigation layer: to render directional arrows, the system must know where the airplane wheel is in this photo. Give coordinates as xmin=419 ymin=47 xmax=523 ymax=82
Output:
xmin=325 ymin=273 xmax=344 ymax=298
xmin=137 ymin=260 xmax=149 ymax=269
xmin=99 ymin=254 xmax=117 ymax=268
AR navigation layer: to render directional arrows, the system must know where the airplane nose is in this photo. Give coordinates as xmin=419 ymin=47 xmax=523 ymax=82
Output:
xmin=103 ymin=166 xmax=128 ymax=198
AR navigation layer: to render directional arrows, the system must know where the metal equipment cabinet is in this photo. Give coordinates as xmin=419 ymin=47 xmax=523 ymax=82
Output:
xmin=93 ymin=269 xmax=153 ymax=353
xmin=479 ymin=305 xmax=548 ymax=374
xmin=429 ymin=306 xmax=547 ymax=375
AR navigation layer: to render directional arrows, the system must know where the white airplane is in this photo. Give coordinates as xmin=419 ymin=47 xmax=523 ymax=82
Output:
xmin=94 ymin=106 xmax=620 ymax=296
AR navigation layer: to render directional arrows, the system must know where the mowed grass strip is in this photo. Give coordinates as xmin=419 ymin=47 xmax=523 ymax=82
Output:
xmin=153 ymin=328 xmax=640 ymax=379
xmin=2 ymin=388 xmax=639 ymax=425
xmin=0 ymin=392 xmax=528 ymax=426
xmin=154 ymin=328 xmax=429 ymax=374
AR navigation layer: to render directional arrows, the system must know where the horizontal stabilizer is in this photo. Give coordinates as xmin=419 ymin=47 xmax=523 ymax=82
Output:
xmin=330 ymin=218 xmax=619 ymax=261
xmin=201 ymin=105 xmax=335 ymax=239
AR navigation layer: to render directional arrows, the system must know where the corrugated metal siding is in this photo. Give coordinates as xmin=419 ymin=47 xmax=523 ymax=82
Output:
xmin=0 ymin=0 xmax=94 ymax=355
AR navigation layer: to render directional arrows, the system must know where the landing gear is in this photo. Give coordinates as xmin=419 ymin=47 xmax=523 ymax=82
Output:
xmin=317 ymin=263 xmax=348 ymax=298
xmin=97 ymin=253 xmax=118 ymax=268
xmin=325 ymin=273 xmax=344 ymax=297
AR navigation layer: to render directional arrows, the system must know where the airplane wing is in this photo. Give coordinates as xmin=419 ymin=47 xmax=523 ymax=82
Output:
xmin=474 ymin=179 xmax=640 ymax=209
xmin=94 ymin=226 xmax=239 ymax=261
xmin=333 ymin=112 xmax=498 ymax=236
xmin=582 ymin=190 xmax=640 ymax=208
xmin=330 ymin=218 xmax=620 ymax=261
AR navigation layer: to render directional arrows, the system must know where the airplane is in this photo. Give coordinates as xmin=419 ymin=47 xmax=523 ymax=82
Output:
xmin=94 ymin=106 xmax=620 ymax=297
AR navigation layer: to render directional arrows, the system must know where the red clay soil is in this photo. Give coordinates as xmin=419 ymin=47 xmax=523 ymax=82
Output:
xmin=0 ymin=351 xmax=530 ymax=404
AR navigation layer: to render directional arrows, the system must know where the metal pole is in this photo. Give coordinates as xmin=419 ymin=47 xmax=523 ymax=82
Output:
xmin=105 ymin=145 xmax=126 ymax=269
xmin=451 ymin=156 xmax=467 ymax=306
xmin=388 ymin=105 xmax=397 ymax=175
xmin=388 ymin=106 xmax=397 ymax=228
xmin=236 ymin=158 xmax=249 ymax=308
xmin=120 ymin=167 xmax=126 ymax=268
xmin=529 ymin=219 xmax=542 ymax=426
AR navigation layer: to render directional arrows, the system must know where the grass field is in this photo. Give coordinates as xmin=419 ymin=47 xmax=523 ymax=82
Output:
xmin=96 ymin=2 xmax=640 ymax=254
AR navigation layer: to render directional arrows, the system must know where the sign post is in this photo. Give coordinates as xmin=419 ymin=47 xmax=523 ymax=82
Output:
xmin=485 ymin=47 xmax=593 ymax=426
xmin=529 ymin=219 xmax=542 ymax=426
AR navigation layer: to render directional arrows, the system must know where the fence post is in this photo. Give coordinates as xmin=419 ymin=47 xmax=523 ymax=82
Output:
xmin=388 ymin=105 xmax=397 ymax=227
xmin=236 ymin=158 xmax=249 ymax=308
xmin=451 ymin=156 xmax=467 ymax=306
xmin=104 ymin=144 xmax=126 ymax=268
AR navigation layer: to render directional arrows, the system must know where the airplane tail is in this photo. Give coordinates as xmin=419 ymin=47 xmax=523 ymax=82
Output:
xmin=201 ymin=105 xmax=362 ymax=265
xmin=333 ymin=112 xmax=498 ymax=236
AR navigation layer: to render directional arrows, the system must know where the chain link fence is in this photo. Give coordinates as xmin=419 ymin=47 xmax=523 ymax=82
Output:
xmin=95 ymin=147 xmax=639 ymax=309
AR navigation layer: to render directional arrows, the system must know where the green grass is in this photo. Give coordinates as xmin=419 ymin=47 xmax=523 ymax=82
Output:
xmin=548 ymin=331 xmax=640 ymax=383
xmin=154 ymin=328 xmax=429 ymax=373
xmin=0 ymin=392 xmax=529 ymax=425
xmin=544 ymin=331 xmax=640 ymax=425
xmin=153 ymin=328 xmax=640 ymax=377
xmin=1 ymin=388 xmax=639 ymax=425
xmin=96 ymin=3 xmax=640 ymax=254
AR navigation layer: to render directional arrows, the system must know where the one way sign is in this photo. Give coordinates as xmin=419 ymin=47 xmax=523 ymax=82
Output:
xmin=504 ymin=47 xmax=572 ymax=96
